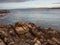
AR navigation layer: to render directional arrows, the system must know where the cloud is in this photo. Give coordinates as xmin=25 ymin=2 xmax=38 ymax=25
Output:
xmin=0 ymin=0 xmax=60 ymax=9
xmin=0 ymin=0 xmax=31 ymax=2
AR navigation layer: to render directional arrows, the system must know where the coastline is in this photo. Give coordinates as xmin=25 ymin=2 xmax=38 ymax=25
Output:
xmin=0 ymin=21 xmax=60 ymax=45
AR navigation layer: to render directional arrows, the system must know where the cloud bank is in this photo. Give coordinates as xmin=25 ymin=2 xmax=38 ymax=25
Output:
xmin=0 ymin=0 xmax=31 ymax=2
xmin=0 ymin=0 xmax=60 ymax=9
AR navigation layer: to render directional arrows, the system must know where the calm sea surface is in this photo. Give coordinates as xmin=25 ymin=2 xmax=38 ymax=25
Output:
xmin=0 ymin=8 xmax=60 ymax=30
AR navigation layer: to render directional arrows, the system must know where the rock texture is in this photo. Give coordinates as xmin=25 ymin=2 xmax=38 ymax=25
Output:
xmin=0 ymin=22 xmax=60 ymax=45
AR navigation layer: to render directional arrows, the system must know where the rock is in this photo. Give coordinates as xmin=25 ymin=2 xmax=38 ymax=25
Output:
xmin=34 ymin=40 xmax=41 ymax=45
xmin=0 ymin=24 xmax=21 ymax=45
xmin=0 ymin=39 xmax=5 ymax=45
xmin=0 ymin=10 xmax=9 ymax=14
xmin=52 ymin=37 xmax=60 ymax=44
xmin=0 ymin=21 xmax=60 ymax=45
xmin=15 ymin=22 xmax=27 ymax=27
xmin=25 ymin=32 xmax=35 ymax=39
xmin=15 ymin=27 xmax=26 ymax=35
xmin=15 ymin=22 xmax=29 ymax=35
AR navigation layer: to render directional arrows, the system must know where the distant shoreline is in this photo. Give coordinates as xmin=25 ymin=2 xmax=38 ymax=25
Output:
xmin=0 ymin=10 xmax=10 ymax=19
xmin=0 ymin=10 xmax=9 ymax=14
xmin=0 ymin=7 xmax=60 ymax=10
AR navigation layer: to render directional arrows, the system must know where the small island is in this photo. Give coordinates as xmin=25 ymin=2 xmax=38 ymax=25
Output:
xmin=0 ymin=10 xmax=10 ymax=19
xmin=0 ymin=10 xmax=9 ymax=14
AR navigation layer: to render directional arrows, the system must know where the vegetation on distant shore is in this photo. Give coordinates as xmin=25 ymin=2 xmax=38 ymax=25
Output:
xmin=0 ymin=21 xmax=60 ymax=45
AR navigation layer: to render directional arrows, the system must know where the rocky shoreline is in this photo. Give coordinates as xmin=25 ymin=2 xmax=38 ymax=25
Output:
xmin=0 ymin=10 xmax=9 ymax=14
xmin=0 ymin=22 xmax=60 ymax=45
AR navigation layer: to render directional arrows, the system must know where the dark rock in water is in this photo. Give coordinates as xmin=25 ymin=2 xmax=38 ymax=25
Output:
xmin=0 ymin=21 xmax=60 ymax=45
xmin=0 ymin=10 xmax=9 ymax=14
xmin=0 ymin=10 xmax=10 ymax=19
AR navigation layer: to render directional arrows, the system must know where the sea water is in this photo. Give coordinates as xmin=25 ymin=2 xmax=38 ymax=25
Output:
xmin=0 ymin=8 xmax=60 ymax=30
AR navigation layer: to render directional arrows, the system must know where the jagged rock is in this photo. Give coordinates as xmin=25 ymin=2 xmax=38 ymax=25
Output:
xmin=0 ymin=24 xmax=21 ymax=45
xmin=0 ymin=21 xmax=60 ymax=45
xmin=15 ymin=22 xmax=29 ymax=35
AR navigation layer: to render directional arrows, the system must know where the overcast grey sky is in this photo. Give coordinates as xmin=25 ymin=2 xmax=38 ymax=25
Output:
xmin=0 ymin=0 xmax=32 ymax=2
xmin=0 ymin=0 xmax=60 ymax=9
xmin=0 ymin=0 xmax=60 ymax=3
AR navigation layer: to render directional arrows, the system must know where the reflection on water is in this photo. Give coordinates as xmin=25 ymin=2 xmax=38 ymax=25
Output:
xmin=0 ymin=9 xmax=60 ymax=30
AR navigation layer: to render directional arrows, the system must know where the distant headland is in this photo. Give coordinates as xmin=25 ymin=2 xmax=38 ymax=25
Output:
xmin=0 ymin=10 xmax=10 ymax=14
xmin=0 ymin=10 xmax=10 ymax=19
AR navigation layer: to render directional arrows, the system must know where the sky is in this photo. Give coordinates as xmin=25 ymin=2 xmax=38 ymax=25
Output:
xmin=0 ymin=0 xmax=60 ymax=9
xmin=0 ymin=0 xmax=31 ymax=2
